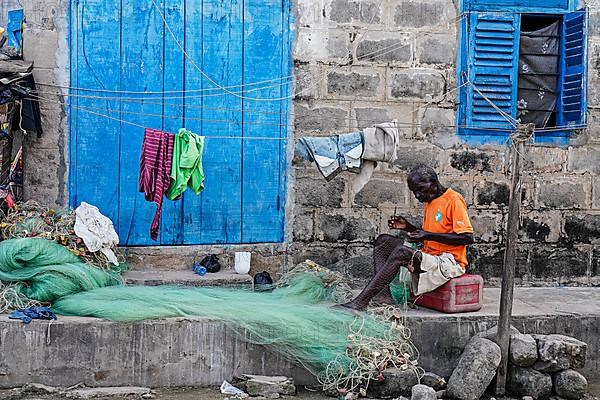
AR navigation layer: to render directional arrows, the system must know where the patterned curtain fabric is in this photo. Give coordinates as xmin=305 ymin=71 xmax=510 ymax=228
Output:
xmin=517 ymin=20 xmax=560 ymax=128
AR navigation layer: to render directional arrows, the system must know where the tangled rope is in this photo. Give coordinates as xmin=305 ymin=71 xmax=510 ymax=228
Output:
xmin=0 ymin=201 xmax=123 ymax=269
xmin=318 ymin=305 xmax=423 ymax=396
xmin=277 ymin=261 xmax=422 ymax=396
xmin=0 ymin=281 xmax=42 ymax=314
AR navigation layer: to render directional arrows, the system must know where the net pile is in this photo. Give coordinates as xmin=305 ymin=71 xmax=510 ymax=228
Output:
xmin=52 ymin=271 xmax=420 ymax=394
xmin=0 ymin=238 xmax=124 ymax=308
xmin=0 ymin=237 xmax=421 ymax=394
xmin=0 ymin=201 xmax=123 ymax=269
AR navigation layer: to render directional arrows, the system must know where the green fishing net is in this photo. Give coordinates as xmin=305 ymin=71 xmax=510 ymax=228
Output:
xmin=0 ymin=238 xmax=420 ymax=393
xmin=0 ymin=238 xmax=125 ymax=302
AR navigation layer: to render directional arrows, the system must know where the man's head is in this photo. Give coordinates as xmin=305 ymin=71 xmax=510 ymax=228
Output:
xmin=407 ymin=164 xmax=441 ymax=203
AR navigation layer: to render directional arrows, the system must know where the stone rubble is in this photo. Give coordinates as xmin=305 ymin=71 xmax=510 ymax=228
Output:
xmin=553 ymin=369 xmax=589 ymax=400
xmin=446 ymin=337 xmax=502 ymax=400
xmin=410 ymin=384 xmax=437 ymax=400
xmin=507 ymin=366 xmax=553 ymax=400
xmin=509 ymin=333 xmax=538 ymax=368
xmin=366 ymin=367 xmax=419 ymax=398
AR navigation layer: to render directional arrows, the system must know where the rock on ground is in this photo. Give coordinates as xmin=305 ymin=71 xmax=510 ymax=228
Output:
xmin=534 ymin=334 xmax=587 ymax=372
xmin=446 ymin=337 xmax=501 ymax=400
xmin=510 ymin=333 xmax=538 ymax=368
xmin=65 ymin=387 xmax=152 ymax=399
xmin=367 ymin=368 xmax=419 ymax=398
xmin=239 ymin=375 xmax=296 ymax=397
xmin=507 ymin=366 xmax=552 ymax=400
xmin=411 ymin=384 xmax=437 ymax=400
xmin=421 ymin=372 xmax=447 ymax=391
xmin=553 ymin=369 xmax=588 ymax=400
xmin=475 ymin=325 xmax=521 ymax=344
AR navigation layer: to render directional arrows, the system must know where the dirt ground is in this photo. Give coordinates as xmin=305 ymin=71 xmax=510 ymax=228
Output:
xmin=2 ymin=384 xmax=599 ymax=400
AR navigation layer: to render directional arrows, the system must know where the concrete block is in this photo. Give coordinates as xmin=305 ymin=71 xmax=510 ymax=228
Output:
xmin=23 ymin=147 xmax=66 ymax=206
xmin=470 ymin=211 xmax=503 ymax=243
xmin=22 ymin=30 xmax=60 ymax=69
xmin=293 ymin=63 xmax=320 ymax=100
xmin=443 ymin=179 xmax=473 ymax=205
xmin=448 ymin=150 xmax=502 ymax=174
xmin=293 ymin=208 xmax=314 ymax=242
xmin=563 ymin=213 xmax=600 ymax=244
xmin=589 ymin=11 xmax=600 ymax=37
xmin=418 ymin=107 xmax=460 ymax=149
xmin=352 ymin=102 xmax=414 ymax=137
xmin=587 ymin=110 xmax=600 ymax=143
xmin=391 ymin=142 xmax=443 ymax=171
xmin=316 ymin=211 xmax=378 ymax=242
xmin=294 ymin=102 xmax=349 ymax=134
xmin=467 ymin=244 xmax=529 ymax=280
xmin=519 ymin=211 xmax=562 ymax=243
xmin=290 ymin=243 xmax=348 ymax=270
xmin=416 ymin=34 xmax=456 ymax=66
xmin=333 ymin=244 xmax=373 ymax=280
xmin=388 ymin=69 xmax=445 ymax=101
xmin=523 ymin=146 xmax=567 ymax=173
xmin=567 ymin=146 xmax=600 ymax=174
xmin=353 ymin=178 xmax=407 ymax=207
xmin=294 ymin=29 xmax=349 ymax=62
xmin=539 ymin=179 xmax=590 ymax=209
xmin=327 ymin=0 xmax=381 ymax=24
xmin=326 ymin=68 xmax=383 ymax=99
xmin=587 ymin=42 xmax=600 ymax=107
xmin=295 ymin=176 xmax=346 ymax=207
xmin=393 ymin=0 xmax=456 ymax=30
xmin=355 ymin=33 xmax=412 ymax=66
xmin=594 ymin=177 xmax=600 ymax=209
xmin=529 ymin=246 xmax=589 ymax=279
xmin=475 ymin=181 xmax=510 ymax=207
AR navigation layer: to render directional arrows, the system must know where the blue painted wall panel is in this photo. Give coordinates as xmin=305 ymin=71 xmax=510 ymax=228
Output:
xmin=70 ymin=0 xmax=292 ymax=245
xmin=242 ymin=0 xmax=286 ymax=243
xmin=160 ymin=0 xmax=186 ymax=245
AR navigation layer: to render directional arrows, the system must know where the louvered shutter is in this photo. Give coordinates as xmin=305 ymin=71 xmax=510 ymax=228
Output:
xmin=465 ymin=13 xmax=521 ymax=133
xmin=557 ymin=10 xmax=587 ymax=127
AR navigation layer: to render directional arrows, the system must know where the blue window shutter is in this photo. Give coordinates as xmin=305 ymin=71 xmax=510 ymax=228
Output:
xmin=462 ymin=12 xmax=520 ymax=135
xmin=557 ymin=9 xmax=587 ymax=128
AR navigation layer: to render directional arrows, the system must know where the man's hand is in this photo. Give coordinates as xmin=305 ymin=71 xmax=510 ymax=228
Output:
xmin=387 ymin=216 xmax=417 ymax=232
xmin=407 ymin=229 xmax=428 ymax=242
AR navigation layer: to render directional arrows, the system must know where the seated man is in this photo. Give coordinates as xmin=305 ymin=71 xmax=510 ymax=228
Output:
xmin=340 ymin=164 xmax=474 ymax=311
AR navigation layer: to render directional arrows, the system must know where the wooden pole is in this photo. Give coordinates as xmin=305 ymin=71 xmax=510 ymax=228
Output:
xmin=495 ymin=124 xmax=532 ymax=395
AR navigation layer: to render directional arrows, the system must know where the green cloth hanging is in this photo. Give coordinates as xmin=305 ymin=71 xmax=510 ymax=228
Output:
xmin=166 ymin=128 xmax=205 ymax=200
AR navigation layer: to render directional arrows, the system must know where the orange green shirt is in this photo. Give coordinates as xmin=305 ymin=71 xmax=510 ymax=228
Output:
xmin=422 ymin=188 xmax=473 ymax=268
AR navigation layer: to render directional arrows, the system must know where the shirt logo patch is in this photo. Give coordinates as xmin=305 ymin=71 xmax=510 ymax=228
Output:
xmin=435 ymin=211 xmax=443 ymax=222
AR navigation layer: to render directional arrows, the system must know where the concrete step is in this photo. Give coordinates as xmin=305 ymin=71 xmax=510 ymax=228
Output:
xmin=123 ymin=269 xmax=253 ymax=287
xmin=1 ymin=288 xmax=598 ymax=389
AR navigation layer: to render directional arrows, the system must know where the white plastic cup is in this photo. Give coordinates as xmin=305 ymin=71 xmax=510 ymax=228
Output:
xmin=234 ymin=252 xmax=251 ymax=274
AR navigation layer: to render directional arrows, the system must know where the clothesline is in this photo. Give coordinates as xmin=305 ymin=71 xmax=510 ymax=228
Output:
xmin=27 ymin=93 xmax=585 ymax=135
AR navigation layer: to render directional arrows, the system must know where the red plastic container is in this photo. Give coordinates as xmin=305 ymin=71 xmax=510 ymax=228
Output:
xmin=414 ymin=274 xmax=484 ymax=313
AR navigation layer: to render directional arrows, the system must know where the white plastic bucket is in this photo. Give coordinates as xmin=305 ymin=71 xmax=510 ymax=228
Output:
xmin=234 ymin=252 xmax=251 ymax=274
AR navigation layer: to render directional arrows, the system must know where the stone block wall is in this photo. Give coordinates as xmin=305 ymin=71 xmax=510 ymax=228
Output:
xmin=291 ymin=0 xmax=600 ymax=286
xmin=14 ymin=0 xmax=600 ymax=285
xmin=18 ymin=0 xmax=69 ymax=206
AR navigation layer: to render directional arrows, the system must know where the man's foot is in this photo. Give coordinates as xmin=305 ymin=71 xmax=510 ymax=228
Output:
xmin=372 ymin=293 xmax=395 ymax=306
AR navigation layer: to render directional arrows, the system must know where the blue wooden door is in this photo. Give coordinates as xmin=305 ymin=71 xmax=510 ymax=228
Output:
xmin=69 ymin=0 xmax=292 ymax=245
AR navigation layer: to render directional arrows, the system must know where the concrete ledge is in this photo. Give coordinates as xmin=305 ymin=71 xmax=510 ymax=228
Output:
xmin=123 ymin=270 xmax=253 ymax=287
xmin=0 ymin=288 xmax=598 ymax=388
